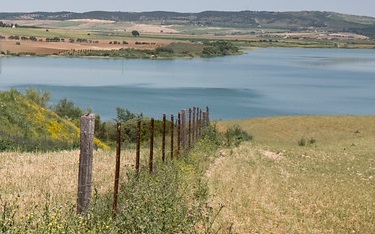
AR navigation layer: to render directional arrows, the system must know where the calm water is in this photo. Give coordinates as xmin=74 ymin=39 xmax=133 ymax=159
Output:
xmin=0 ymin=48 xmax=374 ymax=120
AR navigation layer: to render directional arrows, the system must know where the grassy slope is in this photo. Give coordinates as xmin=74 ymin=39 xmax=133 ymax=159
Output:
xmin=0 ymin=90 xmax=107 ymax=150
xmin=1 ymin=115 xmax=374 ymax=232
xmin=211 ymin=116 xmax=375 ymax=233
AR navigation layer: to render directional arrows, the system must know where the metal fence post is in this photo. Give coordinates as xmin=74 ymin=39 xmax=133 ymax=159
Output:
xmin=149 ymin=118 xmax=154 ymax=173
xmin=112 ymin=122 xmax=121 ymax=217
xmin=162 ymin=114 xmax=166 ymax=162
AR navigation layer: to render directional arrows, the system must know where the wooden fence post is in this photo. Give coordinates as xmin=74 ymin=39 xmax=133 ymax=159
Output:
xmin=149 ymin=118 xmax=154 ymax=174
xmin=136 ymin=119 xmax=141 ymax=175
xmin=112 ymin=123 xmax=121 ymax=217
xmin=77 ymin=114 xmax=95 ymax=214
xmin=162 ymin=114 xmax=166 ymax=162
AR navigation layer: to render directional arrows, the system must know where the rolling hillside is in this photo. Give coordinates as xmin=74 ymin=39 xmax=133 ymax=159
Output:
xmin=0 ymin=89 xmax=107 ymax=151
xmin=1 ymin=10 xmax=375 ymax=38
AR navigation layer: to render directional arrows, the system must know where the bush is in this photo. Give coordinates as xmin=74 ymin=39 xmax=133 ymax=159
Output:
xmin=24 ymin=87 xmax=51 ymax=108
xmin=298 ymin=137 xmax=316 ymax=146
xmin=155 ymin=46 xmax=174 ymax=54
xmin=225 ymin=125 xmax=253 ymax=146
xmin=52 ymin=98 xmax=84 ymax=121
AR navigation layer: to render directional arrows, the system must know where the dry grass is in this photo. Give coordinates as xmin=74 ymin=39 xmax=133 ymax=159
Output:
xmin=208 ymin=116 xmax=375 ymax=233
xmin=0 ymin=149 xmax=137 ymax=216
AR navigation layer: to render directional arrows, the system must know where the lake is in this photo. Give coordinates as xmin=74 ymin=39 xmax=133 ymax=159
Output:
xmin=1 ymin=48 xmax=375 ymax=120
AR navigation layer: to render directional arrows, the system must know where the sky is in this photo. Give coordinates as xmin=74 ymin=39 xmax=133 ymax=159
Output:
xmin=1 ymin=0 xmax=375 ymax=18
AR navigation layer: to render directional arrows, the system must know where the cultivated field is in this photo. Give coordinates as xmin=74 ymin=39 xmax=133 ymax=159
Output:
xmin=1 ymin=19 xmax=375 ymax=56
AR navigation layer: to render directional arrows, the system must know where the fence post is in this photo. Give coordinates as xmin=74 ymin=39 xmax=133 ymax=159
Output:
xmin=162 ymin=114 xmax=166 ymax=162
xmin=177 ymin=112 xmax=181 ymax=157
xmin=188 ymin=108 xmax=191 ymax=149
xmin=181 ymin=109 xmax=186 ymax=150
xmin=191 ymin=107 xmax=196 ymax=145
xmin=206 ymin=106 xmax=210 ymax=126
xmin=170 ymin=114 xmax=174 ymax=159
xmin=112 ymin=123 xmax=121 ymax=218
xmin=136 ymin=119 xmax=141 ymax=175
xmin=77 ymin=114 xmax=95 ymax=214
xmin=200 ymin=109 xmax=202 ymax=135
xmin=149 ymin=118 xmax=154 ymax=174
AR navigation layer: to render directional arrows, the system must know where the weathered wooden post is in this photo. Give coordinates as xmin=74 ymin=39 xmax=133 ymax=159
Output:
xmin=149 ymin=118 xmax=154 ymax=174
xmin=162 ymin=114 xmax=166 ymax=162
xmin=77 ymin=114 xmax=95 ymax=214
xmin=112 ymin=123 xmax=121 ymax=218
xmin=135 ymin=119 xmax=141 ymax=175
xmin=170 ymin=114 xmax=174 ymax=159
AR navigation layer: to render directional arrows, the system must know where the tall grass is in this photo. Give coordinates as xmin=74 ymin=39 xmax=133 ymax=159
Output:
xmin=210 ymin=116 xmax=375 ymax=233
xmin=1 ymin=125 xmax=239 ymax=233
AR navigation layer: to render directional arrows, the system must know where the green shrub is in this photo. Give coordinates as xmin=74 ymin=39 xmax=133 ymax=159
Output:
xmin=225 ymin=125 xmax=253 ymax=146
xmin=155 ymin=46 xmax=174 ymax=54
xmin=298 ymin=137 xmax=317 ymax=146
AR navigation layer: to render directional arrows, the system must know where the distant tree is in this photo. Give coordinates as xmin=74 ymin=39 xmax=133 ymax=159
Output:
xmin=132 ymin=30 xmax=140 ymax=37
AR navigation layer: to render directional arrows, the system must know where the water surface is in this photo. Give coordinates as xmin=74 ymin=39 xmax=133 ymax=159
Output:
xmin=0 ymin=48 xmax=374 ymax=120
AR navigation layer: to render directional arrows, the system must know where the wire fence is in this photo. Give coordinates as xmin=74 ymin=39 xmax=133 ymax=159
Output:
xmin=77 ymin=106 xmax=210 ymax=215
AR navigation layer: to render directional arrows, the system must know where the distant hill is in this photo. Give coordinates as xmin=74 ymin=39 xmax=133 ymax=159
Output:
xmin=0 ymin=90 xmax=107 ymax=151
xmin=1 ymin=10 xmax=375 ymax=38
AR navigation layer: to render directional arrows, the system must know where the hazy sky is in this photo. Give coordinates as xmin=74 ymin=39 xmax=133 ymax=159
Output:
xmin=1 ymin=0 xmax=375 ymax=17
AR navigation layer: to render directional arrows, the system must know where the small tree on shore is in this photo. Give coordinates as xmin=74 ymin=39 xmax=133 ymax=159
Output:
xmin=132 ymin=30 xmax=140 ymax=37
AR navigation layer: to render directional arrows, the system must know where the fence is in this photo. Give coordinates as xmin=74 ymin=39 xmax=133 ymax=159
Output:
xmin=77 ymin=106 xmax=210 ymax=215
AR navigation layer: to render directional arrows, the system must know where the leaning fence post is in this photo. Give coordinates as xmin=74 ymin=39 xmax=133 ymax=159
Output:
xmin=149 ymin=118 xmax=154 ymax=174
xmin=77 ymin=114 xmax=95 ymax=214
xmin=112 ymin=123 xmax=121 ymax=218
